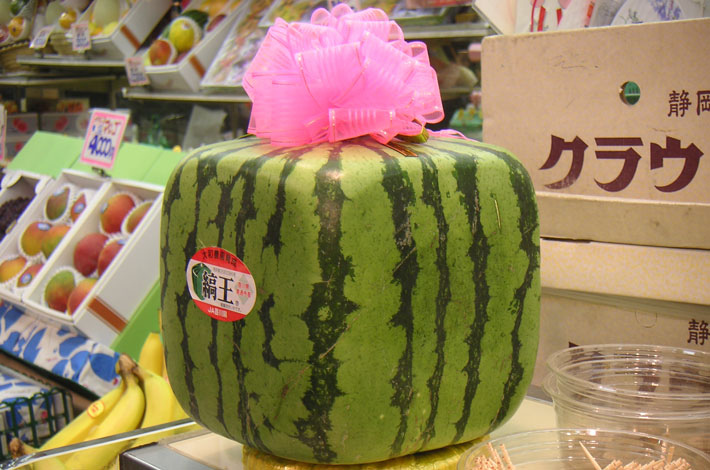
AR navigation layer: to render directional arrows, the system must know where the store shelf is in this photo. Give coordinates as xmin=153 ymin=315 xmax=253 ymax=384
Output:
xmin=15 ymin=54 xmax=126 ymax=71
xmin=122 ymin=87 xmax=251 ymax=104
xmin=402 ymin=21 xmax=493 ymax=40
xmin=123 ymin=86 xmax=472 ymax=104
xmin=0 ymin=72 xmax=120 ymax=87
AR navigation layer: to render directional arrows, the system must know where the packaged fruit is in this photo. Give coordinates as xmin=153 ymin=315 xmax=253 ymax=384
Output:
xmin=67 ymin=277 xmax=97 ymax=315
xmin=19 ymin=221 xmax=52 ymax=258
xmin=97 ymin=237 xmax=125 ymax=276
xmin=121 ymin=200 xmax=152 ymax=235
xmin=0 ymin=254 xmax=27 ymax=284
xmin=0 ymin=196 xmax=31 ymax=242
xmin=40 ymin=224 xmax=71 ymax=258
xmin=15 ymin=262 xmax=43 ymax=290
xmin=44 ymin=184 xmax=78 ymax=223
xmin=69 ymin=191 xmax=90 ymax=223
xmin=43 ymin=268 xmax=78 ymax=313
xmin=99 ymin=192 xmax=137 ymax=234
xmin=0 ymin=0 xmax=38 ymax=45
xmin=73 ymin=232 xmax=109 ymax=276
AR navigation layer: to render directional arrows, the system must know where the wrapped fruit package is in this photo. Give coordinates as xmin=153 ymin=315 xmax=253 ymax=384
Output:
xmin=160 ymin=4 xmax=540 ymax=467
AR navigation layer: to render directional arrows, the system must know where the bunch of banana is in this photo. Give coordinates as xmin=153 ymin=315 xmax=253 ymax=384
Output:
xmin=9 ymin=330 xmax=197 ymax=470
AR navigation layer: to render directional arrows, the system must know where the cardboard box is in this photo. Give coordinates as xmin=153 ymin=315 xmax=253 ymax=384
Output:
xmin=144 ymin=0 xmax=243 ymax=92
xmin=532 ymin=238 xmax=710 ymax=386
xmin=482 ymin=18 xmax=710 ymax=250
xmin=21 ymin=179 xmax=163 ymax=347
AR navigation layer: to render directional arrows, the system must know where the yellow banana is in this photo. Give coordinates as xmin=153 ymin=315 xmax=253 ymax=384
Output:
xmin=64 ymin=357 xmax=146 ymax=470
xmin=38 ymin=380 xmax=126 ymax=453
xmin=138 ymin=332 xmax=164 ymax=376
xmin=9 ymin=437 xmax=67 ymax=470
xmin=130 ymin=362 xmax=193 ymax=448
xmin=135 ymin=365 xmax=175 ymax=428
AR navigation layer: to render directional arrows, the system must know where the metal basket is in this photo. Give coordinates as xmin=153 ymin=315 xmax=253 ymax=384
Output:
xmin=0 ymin=387 xmax=73 ymax=461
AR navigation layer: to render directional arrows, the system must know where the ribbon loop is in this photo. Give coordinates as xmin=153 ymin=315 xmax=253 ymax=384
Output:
xmin=243 ymin=4 xmax=444 ymax=147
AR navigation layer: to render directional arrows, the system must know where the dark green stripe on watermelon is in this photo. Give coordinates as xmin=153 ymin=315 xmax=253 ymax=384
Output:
xmin=292 ymin=144 xmax=359 ymax=462
xmin=377 ymin=149 xmax=418 ymax=457
xmin=229 ymin=145 xmax=313 ymax=450
xmin=448 ymin=146 xmax=490 ymax=443
xmin=417 ymin=154 xmax=451 ymax=450
xmin=160 ymin=136 xmax=540 ymax=465
xmin=485 ymin=146 xmax=540 ymax=429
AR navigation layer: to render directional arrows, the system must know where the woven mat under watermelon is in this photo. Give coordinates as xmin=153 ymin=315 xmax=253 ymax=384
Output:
xmin=242 ymin=437 xmax=485 ymax=470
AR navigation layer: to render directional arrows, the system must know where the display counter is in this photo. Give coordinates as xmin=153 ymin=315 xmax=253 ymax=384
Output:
xmin=1 ymin=394 xmax=554 ymax=469
xmin=120 ymin=396 xmax=555 ymax=470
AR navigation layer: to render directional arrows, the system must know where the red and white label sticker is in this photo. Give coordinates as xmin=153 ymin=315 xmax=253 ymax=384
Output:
xmin=186 ymin=247 xmax=257 ymax=322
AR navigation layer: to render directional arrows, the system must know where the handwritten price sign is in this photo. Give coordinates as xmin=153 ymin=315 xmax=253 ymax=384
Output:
xmin=71 ymin=22 xmax=91 ymax=52
xmin=80 ymin=109 xmax=129 ymax=170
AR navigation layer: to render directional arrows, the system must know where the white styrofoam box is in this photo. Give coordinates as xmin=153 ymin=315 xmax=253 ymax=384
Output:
xmin=40 ymin=112 xmax=90 ymax=137
xmin=66 ymin=0 xmax=173 ymax=59
xmin=6 ymin=114 xmax=39 ymax=136
xmin=0 ymin=171 xmax=109 ymax=315
xmin=0 ymin=170 xmax=54 ymax=296
xmin=0 ymin=170 xmax=51 ymax=246
xmin=22 ymin=178 xmax=163 ymax=347
xmin=144 ymin=0 xmax=243 ymax=92
xmin=73 ymin=190 xmax=162 ymax=347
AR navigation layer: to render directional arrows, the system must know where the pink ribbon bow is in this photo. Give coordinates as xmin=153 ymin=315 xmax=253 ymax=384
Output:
xmin=242 ymin=4 xmax=445 ymax=147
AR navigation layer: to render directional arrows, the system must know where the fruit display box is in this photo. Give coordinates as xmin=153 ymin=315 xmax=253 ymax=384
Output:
xmin=40 ymin=111 xmax=90 ymax=137
xmin=21 ymin=178 xmax=163 ymax=347
xmin=143 ymin=0 xmax=243 ymax=92
xmin=199 ymin=0 xmax=269 ymax=91
xmin=65 ymin=0 xmax=173 ymax=59
xmin=6 ymin=113 xmax=39 ymax=136
xmin=0 ymin=170 xmax=107 ymax=309
xmin=531 ymin=238 xmax=710 ymax=386
xmin=482 ymin=18 xmax=710 ymax=250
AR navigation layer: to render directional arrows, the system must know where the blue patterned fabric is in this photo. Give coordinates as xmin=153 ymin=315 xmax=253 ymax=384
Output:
xmin=0 ymin=302 xmax=120 ymax=396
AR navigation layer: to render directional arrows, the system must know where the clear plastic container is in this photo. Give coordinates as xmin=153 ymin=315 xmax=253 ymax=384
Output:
xmin=457 ymin=428 xmax=710 ymax=470
xmin=543 ymin=344 xmax=710 ymax=454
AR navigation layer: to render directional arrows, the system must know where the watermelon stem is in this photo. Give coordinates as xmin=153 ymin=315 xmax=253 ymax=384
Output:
xmin=382 ymin=141 xmax=418 ymax=157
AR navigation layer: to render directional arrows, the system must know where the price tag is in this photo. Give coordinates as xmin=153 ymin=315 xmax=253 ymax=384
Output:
xmin=80 ymin=109 xmax=129 ymax=170
xmin=30 ymin=26 xmax=54 ymax=49
xmin=124 ymin=56 xmax=150 ymax=86
xmin=71 ymin=22 xmax=91 ymax=52
xmin=0 ymin=105 xmax=6 ymax=162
